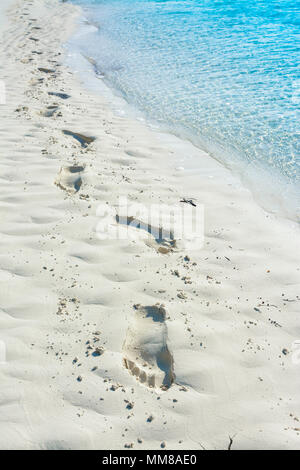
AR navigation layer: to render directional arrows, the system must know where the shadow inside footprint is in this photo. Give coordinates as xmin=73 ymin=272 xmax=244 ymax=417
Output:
xmin=48 ymin=92 xmax=70 ymax=100
xmin=62 ymin=129 xmax=96 ymax=147
xmin=143 ymin=305 xmax=166 ymax=322
xmin=38 ymin=67 xmax=55 ymax=74
xmin=55 ymin=165 xmax=85 ymax=193
xmin=116 ymin=215 xmax=176 ymax=253
xmin=123 ymin=304 xmax=175 ymax=390
xmin=41 ymin=105 xmax=59 ymax=117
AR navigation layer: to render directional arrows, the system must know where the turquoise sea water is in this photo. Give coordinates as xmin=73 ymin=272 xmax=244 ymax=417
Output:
xmin=69 ymin=0 xmax=300 ymax=218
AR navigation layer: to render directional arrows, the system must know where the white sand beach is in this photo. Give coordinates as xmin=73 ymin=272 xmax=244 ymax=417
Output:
xmin=0 ymin=0 xmax=300 ymax=450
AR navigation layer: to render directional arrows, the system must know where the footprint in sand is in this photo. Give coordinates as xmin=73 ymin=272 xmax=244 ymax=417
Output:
xmin=62 ymin=130 xmax=96 ymax=148
xmin=41 ymin=105 xmax=59 ymax=118
xmin=38 ymin=67 xmax=55 ymax=74
xmin=48 ymin=92 xmax=70 ymax=100
xmin=55 ymin=165 xmax=85 ymax=194
xmin=122 ymin=304 xmax=175 ymax=390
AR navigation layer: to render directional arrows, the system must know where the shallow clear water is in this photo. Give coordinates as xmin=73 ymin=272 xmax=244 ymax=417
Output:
xmin=69 ymin=0 xmax=300 ymax=218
